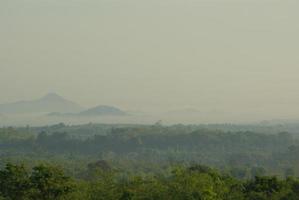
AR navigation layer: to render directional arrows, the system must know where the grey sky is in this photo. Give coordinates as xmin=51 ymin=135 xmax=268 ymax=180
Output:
xmin=1 ymin=0 xmax=299 ymax=117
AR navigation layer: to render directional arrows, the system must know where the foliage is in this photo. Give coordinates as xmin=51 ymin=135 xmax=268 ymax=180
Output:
xmin=1 ymin=124 xmax=298 ymax=177
xmin=0 ymin=164 xmax=74 ymax=200
xmin=1 ymin=123 xmax=299 ymax=199
xmin=1 ymin=163 xmax=299 ymax=200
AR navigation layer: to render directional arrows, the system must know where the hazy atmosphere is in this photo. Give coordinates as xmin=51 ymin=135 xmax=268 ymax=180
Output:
xmin=3 ymin=1 xmax=299 ymax=200
xmin=1 ymin=0 xmax=299 ymax=123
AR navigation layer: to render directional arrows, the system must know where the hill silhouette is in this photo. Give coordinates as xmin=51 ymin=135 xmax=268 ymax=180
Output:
xmin=0 ymin=93 xmax=83 ymax=114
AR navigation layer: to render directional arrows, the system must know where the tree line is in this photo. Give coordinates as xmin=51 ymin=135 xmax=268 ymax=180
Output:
xmin=1 ymin=163 xmax=299 ymax=200
xmin=1 ymin=125 xmax=298 ymax=177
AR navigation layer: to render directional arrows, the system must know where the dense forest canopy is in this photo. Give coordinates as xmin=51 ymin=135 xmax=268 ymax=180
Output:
xmin=1 ymin=162 xmax=299 ymax=200
xmin=1 ymin=123 xmax=299 ymax=177
xmin=1 ymin=123 xmax=299 ymax=199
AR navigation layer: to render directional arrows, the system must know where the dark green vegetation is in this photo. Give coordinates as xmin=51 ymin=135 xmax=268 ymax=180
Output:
xmin=1 ymin=123 xmax=299 ymax=199
xmin=1 ymin=163 xmax=299 ymax=200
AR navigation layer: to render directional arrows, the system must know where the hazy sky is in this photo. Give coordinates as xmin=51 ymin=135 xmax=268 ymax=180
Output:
xmin=1 ymin=0 xmax=299 ymax=117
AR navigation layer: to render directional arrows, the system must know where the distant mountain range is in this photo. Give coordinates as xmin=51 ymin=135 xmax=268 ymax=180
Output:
xmin=0 ymin=93 xmax=128 ymax=117
xmin=0 ymin=93 xmax=83 ymax=114
xmin=48 ymin=105 xmax=127 ymax=117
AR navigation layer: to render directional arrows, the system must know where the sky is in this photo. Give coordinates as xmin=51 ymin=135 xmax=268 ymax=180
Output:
xmin=1 ymin=0 xmax=299 ymax=119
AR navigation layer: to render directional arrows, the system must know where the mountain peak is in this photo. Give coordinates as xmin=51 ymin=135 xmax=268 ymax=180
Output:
xmin=79 ymin=105 xmax=126 ymax=116
xmin=0 ymin=93 xmax=83 ymax=114
xmin=41 ymin=93 xmax=65 ymax=101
